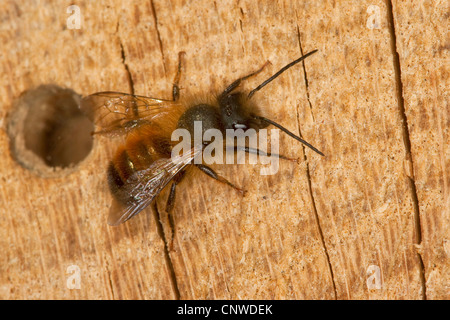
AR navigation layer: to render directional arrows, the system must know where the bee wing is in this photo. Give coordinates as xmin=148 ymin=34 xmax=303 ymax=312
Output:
xmin=107 ymin=147 xmax=201 ymax=226
xmin=79 ymin=91 xmax=181 ymax=136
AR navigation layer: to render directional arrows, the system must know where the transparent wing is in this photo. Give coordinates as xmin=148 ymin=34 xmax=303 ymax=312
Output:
xmin=79 ymin=91 xmax=181 ymax=136
xmin=107 ymin=147 xmax=201 ymax=226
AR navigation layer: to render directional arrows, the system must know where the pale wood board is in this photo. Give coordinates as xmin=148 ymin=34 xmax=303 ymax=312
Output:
xmin=0 ymin=0 xmax=447 ymax=299
xmin=391 ymin=0 xmax=449 ymax=299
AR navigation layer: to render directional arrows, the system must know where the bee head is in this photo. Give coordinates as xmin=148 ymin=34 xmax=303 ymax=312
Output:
xmin=218 ymin=91 xmax=268 ymax=131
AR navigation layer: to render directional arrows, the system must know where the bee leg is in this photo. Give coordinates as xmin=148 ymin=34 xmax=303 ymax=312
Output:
xmin=195 ymin=164 xmax=246 ymax=195
xmin=220 ymin=60 xmax=271 ymax=96
xmin=165 ymin=170 xmax=186 ymax=249
xmin=227 ymin=146 xmax=299 ymax=163
xmin=172 ymin=51 xmax=186 ymax=101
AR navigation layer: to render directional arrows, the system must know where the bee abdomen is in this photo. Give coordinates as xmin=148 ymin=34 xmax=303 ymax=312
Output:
xmin=107 ymin=148 xmax=134 ymax=196
xmin=127 ymin=131 xmax=172 ymax=166
xmin=107 ymin=161 xmax=124 ymax=190
xmin=129 ymin=139 xmax=155 ymax=170
xmin=107 ymin=133 xmax=172 ymax=204
xmin=108 ymin=146 xmax=146 ymax=204
xmin=107 ymin=160 xmax=137 ymax=205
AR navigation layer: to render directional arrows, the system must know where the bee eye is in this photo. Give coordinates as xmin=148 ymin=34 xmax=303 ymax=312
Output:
xmin=233 ymin=123 xmax=247 ymax=130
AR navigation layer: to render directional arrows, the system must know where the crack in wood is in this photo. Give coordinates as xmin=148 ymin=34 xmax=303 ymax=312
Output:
xmin=150 ymin=0 xmax=167 ymax=76
xmin=116 ymin=21 xmax=135 ymax=95
xmin=296 ymin=27 xmax=337 ymax=299
xmin=116 ymin=6 xmax=179 ymax=300
xmin=152 ymin=202 xmax=181 ymax=299
xmin=386 ymin=0 xmax=427 ymax=300
xmin=296 ymin=25 xmax=315 ymax=123
xmin=105 ymin=264 xmax=116 ymax=299
xmin=146 ymin=2 xmax=179 ymax=299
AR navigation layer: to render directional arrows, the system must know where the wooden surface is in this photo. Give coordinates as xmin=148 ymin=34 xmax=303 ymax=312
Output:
xmin=0 ymin=0 xmax=448 ymax=299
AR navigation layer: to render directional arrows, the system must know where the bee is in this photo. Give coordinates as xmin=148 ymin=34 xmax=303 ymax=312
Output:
xmin=80 ymin=50 xmax=323 ymax=227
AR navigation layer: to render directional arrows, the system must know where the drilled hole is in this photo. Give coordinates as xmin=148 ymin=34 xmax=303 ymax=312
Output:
xmin=7 ymin=84 xmax=94 ymax=177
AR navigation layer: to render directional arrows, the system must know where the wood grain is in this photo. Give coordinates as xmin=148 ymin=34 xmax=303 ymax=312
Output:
xmin=0 ymin=0 xmax=447 ymax=299
xmin=390 ymin=0 xmax=449 ymax=299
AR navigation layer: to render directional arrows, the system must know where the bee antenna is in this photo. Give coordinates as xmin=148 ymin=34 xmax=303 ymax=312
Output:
xmin=253 ymin=115 xmax=324 ymax=156
xmin=247 ymin=49 xmax=318 ymax=99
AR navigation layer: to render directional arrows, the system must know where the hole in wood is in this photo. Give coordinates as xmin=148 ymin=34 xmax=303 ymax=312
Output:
xmin=7 ymin=84 xmax=94 ymax=177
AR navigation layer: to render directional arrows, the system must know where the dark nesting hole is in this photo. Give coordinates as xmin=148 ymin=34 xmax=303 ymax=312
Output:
xmin=7 ymin=84 xmax=94 ymax=177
